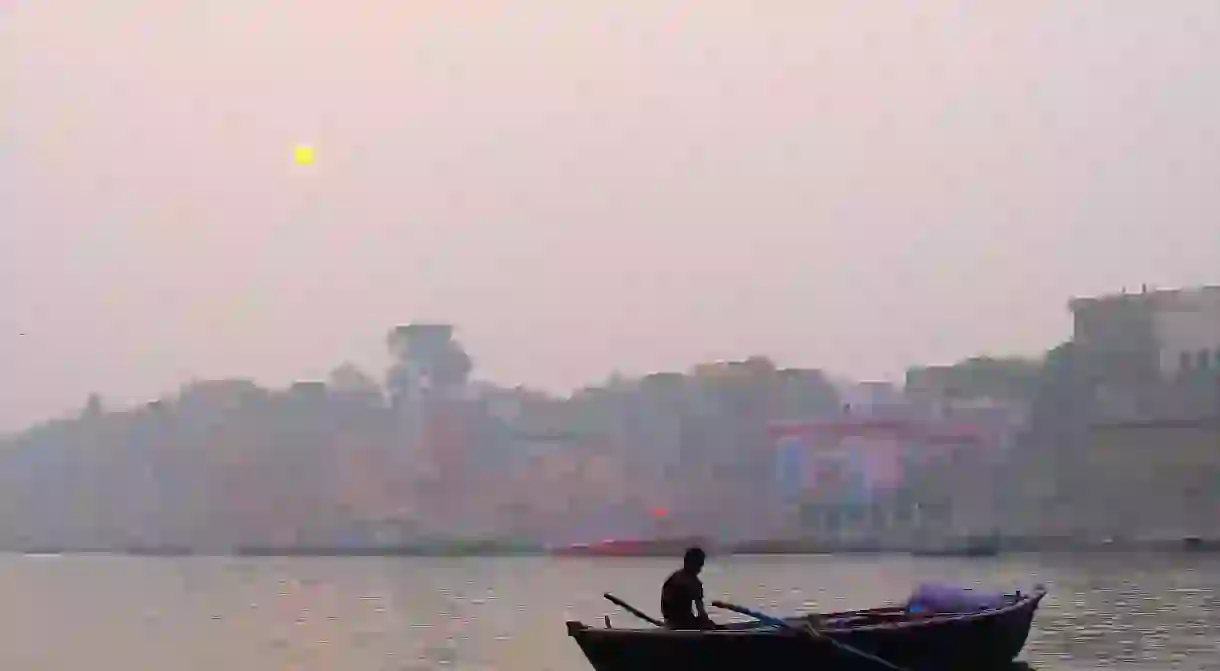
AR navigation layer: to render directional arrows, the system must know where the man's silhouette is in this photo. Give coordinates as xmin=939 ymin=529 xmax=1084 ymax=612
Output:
xmin=660 ymin=547 xmax=719 ymax=629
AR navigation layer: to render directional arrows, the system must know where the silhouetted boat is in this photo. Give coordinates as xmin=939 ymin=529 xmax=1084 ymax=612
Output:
xmin=551 ymin=537 xmax=711 ymax=557
xmin=729 ymin=539 xmax=889 ymax=555
xmin=911 ymin=533 xmax=1001 ymax=558
xmin=1181 ymin=536 xmax=1220 ymax=551
xmin=567 ymin=586 xmax=1045 ymax=671
xmin=911 ymin=542 xmax=1000 ymax=558
xmin=911 ymin=546 xmax=1000 ymax=558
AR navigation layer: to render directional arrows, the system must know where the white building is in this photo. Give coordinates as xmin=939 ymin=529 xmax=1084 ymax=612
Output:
xmin=1149 ymin=286 xmax=1220 ymax=378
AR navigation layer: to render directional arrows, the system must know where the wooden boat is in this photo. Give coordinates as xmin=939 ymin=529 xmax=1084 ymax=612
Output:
xmin=1182 ymin=536 xmax=1220 ymax=552
xmin=567 ymin=586 xmax=1045 ymax=671
xmin=911 ymin=546 xmax=1000 ymax=558
xmin=910 ymin=540 xmax=1001 ymax=558
xmin=551 ymin=537 xmax=712 ymax=558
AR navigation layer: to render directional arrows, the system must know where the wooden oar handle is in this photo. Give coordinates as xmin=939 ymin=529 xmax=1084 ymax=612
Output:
xmin=603 ymin=593 xmax=665 ymax=628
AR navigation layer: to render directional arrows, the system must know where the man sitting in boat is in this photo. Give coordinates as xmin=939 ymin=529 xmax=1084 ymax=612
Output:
xmin=661 ymin=547 xmax=720 ymax=630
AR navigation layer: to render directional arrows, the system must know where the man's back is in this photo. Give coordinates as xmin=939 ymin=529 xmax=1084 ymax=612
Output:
xmin=660 ymin=568 xmax=703 ymax=629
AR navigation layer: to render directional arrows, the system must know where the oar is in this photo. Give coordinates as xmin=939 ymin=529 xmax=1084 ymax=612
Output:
xmin=710 ymin=600 xmax=787 ymax=628
xmin=711 ymin=601 xmax=911 ymax=671
xmin=603 ymin=593 xmax=665 ymax=628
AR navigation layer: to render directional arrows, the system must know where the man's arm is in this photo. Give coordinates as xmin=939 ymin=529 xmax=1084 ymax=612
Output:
xmin=694 ymin=580 xmax=718 ymax=628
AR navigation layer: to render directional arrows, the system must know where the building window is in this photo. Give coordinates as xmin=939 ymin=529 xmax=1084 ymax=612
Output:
xmin=1214 ymin=349 xmax=1220 ymax=369
xmin=1199 ymin=350 xmax=1212 ymax=370
xmin=1180 ymin=351 xmax=1193 ymax=372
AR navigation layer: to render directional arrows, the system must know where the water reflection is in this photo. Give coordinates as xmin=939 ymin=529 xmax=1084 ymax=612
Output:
xmin=0 ymin=553 xmax=1214 ymax=670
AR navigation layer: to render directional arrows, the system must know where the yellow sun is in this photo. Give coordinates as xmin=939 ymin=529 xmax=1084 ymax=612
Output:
xmin=292 ymin=144 xmax=315 ymax=166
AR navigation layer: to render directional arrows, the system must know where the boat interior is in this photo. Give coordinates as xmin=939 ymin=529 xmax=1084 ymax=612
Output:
xmin=589 ymin=589 xmax=1039 ymax=633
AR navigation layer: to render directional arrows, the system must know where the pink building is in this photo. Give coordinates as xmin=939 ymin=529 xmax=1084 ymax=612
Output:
xmin=766 ymin=416 xmax=1009 ymax=540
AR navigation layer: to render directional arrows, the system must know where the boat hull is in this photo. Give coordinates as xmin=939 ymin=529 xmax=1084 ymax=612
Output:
xmin=910 ymin=546 xmax=1000 ymax=558
xmin=551 ymin=537 xmax=711 ymax=558
xmin=569 ymin=588 xmax=1044 ymax=671
xmin=911 ymin=534 xmax=1002 ymax=558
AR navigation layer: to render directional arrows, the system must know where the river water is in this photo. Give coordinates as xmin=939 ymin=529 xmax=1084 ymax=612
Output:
xmin=0 ymin=552 xmax=1215 ymax=670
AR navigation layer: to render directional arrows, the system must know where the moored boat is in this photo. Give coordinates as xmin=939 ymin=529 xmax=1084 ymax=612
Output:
xmin=1181 ymin=536 xmax=1220 ymax=551
xmin=567 ymin=585 xmax=1046 ymax=671
xmin=910 ymin=532 xmax=1002 ymax=558
xmin=551 ymin=537 xmax=712 ymax=558
xmin=911 ymin=545 xmax=1000 ymax=558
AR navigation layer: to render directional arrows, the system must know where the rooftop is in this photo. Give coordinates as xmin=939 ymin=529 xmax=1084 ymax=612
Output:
xmin=1069 ymin=285 xmax=1220 ymax=313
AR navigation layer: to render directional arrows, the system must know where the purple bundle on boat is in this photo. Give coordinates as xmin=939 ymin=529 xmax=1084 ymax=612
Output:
xmin=906 ymin=583 xmax=1009 ymax=614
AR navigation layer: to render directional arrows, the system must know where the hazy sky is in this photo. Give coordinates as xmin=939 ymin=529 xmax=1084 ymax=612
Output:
xmin=3 ymin=0 xmax=1219 ymax=430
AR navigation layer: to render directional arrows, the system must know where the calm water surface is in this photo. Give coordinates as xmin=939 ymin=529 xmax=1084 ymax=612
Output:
xmin=0 ymin=553 xmax=1215 ymax=670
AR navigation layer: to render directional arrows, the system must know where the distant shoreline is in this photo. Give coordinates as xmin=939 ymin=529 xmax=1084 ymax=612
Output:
xmin=6 ymin=536 xmax=1220 ymax=558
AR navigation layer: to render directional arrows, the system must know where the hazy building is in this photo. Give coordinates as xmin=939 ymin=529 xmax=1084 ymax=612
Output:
xmin=1070 ymin=285 xmax=1220 ymax=420
xmin=1070 ymin=285 xmax=1220 ymax=384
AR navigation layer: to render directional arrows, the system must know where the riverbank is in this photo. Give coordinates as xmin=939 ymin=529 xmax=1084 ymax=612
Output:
xmin=7 ymin=534 xmax=1220 ymax=557
xmin=5 ymin=540 xmax=547 ymax=558
xmin=732 ymin=535 xmax=1220 ymax=555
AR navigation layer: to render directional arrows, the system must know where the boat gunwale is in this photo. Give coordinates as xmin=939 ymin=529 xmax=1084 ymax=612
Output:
xmin=819 ymin=586 xmax=1044 ymax=634
xmin=570 ymin=586 xmax=1046 ymax=637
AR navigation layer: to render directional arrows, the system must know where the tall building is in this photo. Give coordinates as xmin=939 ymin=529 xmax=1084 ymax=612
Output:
xmin=1069 ymin=285 xmax=1220 ymax=420
xmin=1069 ymin=285 xmax=1220 ymax=383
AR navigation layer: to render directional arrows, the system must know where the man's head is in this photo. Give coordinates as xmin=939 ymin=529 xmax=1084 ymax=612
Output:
xmin=682 ymin=547 xmax=706 ymax=574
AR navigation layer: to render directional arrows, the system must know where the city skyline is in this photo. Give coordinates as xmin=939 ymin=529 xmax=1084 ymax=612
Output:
xmin=5 ymin=281 xmax=1206 ymax=434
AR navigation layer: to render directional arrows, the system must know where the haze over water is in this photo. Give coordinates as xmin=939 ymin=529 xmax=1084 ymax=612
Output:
xmin=0 ymin=553 xmax=1215 ymax=670
xmin=4 ymin=0 xmax=1220 ymax=431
